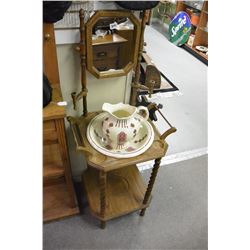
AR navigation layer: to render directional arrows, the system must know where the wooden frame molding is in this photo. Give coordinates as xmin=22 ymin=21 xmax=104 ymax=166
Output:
xmin=86 ymin=10 xmax=140 ymax=79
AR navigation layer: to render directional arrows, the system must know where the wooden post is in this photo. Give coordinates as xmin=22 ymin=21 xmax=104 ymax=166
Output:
xmin=55 ymin=119 xmax=77 ymax=208
xmin=99 ymin=171 xmax=107 ymax=229
xmin=130 ymin=10 xmax=149 ymax=106
xmin=140 ymin=158 xmax=161 ymax=216
xmin=79 ymin=9 xmax=88 ymax=117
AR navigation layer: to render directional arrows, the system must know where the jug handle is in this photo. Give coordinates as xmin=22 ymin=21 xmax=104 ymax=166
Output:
xmin=136 ymin=106 xmax=149 ymax=121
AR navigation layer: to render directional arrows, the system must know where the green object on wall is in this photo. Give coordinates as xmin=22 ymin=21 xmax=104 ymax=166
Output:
xmin=169 ymin=11 xmax=191 ymax=46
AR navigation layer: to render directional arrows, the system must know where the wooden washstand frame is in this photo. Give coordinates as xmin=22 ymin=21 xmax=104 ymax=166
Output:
xmin=69 ymin=9 xmax=177 ymax=229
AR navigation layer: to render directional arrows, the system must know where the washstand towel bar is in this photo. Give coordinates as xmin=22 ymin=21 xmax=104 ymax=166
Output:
xmin=67 ymin=105 xmax=176 ymax=158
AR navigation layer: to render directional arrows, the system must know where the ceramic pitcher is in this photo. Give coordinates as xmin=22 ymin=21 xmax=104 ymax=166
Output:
xmin=102 ymin=103 xmax=149 ymax=150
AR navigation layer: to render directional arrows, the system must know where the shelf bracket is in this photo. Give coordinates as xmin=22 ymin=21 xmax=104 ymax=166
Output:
xmin=147 ymin=103 xmax=177 ymax=145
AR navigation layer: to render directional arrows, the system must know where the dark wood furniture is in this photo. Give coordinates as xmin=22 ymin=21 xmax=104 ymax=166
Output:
xmin=43 ymin=23 xmax=79 ymax=222
xmin=176 ymin=1 xmax=208 ymax=64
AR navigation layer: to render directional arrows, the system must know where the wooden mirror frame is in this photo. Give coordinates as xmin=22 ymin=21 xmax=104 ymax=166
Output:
xmin=86 ymin=10 xmax=140 ymax=79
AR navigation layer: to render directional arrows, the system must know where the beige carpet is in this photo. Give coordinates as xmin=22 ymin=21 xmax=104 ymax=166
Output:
xmin=43 ymin=155 xmax=208 ymax=250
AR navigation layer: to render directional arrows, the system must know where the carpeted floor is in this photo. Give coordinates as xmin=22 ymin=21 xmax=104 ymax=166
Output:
xmin=144 ymin=25 xmax=207 ymax=156
xmin=43 ymin=155 xmax=207 ymax=250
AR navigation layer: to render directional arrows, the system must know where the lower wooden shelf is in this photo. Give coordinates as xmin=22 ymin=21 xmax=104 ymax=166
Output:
xmin=43 ymin=180 xmax=79 ymax=222
xmin=82 ymin=165 xmax=151 ymax=221
xmin=43 ymin=164 xmax=64 ymax=180
xmin=183 ymin=44 xmax=208 ymax=65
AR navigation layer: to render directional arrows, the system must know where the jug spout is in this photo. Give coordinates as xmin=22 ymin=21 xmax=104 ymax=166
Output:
xmin=102 ymin=102 xmax=137 ymax=119
xmin=102 ymin=103 xmax=114 ymax=114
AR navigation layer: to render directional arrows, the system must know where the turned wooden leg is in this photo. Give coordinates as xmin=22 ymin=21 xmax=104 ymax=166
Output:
xmin=100 ymin=220 xmax=106 ymax=229
xmin=55 ymin=119 xmax=77 ymax=208
xmin=99 ymin=171 xmax=107 ymax=229
xmin=140 ymin=158 xmax=161 ymax=216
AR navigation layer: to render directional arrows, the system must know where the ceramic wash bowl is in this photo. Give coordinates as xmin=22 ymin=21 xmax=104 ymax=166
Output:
xmin=86 ymin=112 xmax=154 ymax=158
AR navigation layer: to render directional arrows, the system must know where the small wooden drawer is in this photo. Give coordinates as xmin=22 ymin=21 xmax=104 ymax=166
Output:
xmin=43 ymin=120 xmax=56 ymax=133
xmin=94 ymin=58 xmax=118 ymax=71
xmin=93 ymin=44 xmax=119 ymax=60
xmin=43 ymin=120 xmax=58 ymax=144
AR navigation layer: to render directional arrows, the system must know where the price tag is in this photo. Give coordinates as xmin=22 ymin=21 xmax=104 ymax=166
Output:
xmin=57 ymin=101 xmax=67 ymax=106
xmin=110 ymin=22 xmax=118 ymax=30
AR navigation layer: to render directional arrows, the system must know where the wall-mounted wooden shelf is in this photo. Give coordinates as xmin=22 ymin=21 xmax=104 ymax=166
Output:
xmin=92 ymin=34 xmax=128 ymax=46
xmin=183 ymin=1 xmax=202 ymax=11
xmin=183 ymin=44 xmax=207 ymax=65
xmin=176 ymin=1 xmax=208 ymax=64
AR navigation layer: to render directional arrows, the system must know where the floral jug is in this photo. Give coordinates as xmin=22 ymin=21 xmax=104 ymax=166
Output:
xmin=102 ymin=102 xmax=149 ymax=150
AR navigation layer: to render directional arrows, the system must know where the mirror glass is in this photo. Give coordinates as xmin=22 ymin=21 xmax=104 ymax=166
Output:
xmin=86 ymin=11 xmax=140 ymax=78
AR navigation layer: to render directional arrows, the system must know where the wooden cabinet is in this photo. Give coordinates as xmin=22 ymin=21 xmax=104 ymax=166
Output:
xmin=43 ymin=88 xmax=79 ymax=222
xmin=93 ymin=43 xmax=119 ymax=60
xmin=176 ymin=0 xmax=208 ymax=63
xmin=43 ymin=23 xmax=79 ymax=222
xmin=92 ymin=34 xmax=128 ymax=71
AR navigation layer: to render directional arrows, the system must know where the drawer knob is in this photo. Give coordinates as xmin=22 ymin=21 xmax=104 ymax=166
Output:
xmin=97 ymin=51 xmax=107 ymax=57
xmin=97 ymin=66 xmax=107 ymax=71
xmin=44 ymin=33 xmax=51 ymax=41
